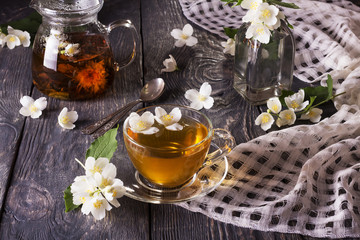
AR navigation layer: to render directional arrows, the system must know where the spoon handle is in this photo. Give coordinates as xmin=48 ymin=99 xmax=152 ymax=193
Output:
xmin=81 ymin=99 xmax=142 ymax=135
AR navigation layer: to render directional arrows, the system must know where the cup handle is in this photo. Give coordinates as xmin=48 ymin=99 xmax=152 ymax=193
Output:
xmin=106 ymin=19 xmax=137 ymax=70
xmin=204 ymin=128 xmax=236 ymax=166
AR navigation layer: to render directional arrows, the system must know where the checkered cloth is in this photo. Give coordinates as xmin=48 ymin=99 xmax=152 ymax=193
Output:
xmin=177 ymin=0 xmax=360 ymax=238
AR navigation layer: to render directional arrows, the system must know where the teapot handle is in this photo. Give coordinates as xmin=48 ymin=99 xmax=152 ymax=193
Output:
xmin=106 ymin=19 xmax=137 ymax=70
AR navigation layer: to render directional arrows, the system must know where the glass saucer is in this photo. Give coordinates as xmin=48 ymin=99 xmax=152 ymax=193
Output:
xmin=123 ymin=156 xmax=228 ymax=204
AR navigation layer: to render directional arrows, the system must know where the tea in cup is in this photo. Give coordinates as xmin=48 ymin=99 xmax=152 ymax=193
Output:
xmin=123 ymin=105 xmax=235 ymax=189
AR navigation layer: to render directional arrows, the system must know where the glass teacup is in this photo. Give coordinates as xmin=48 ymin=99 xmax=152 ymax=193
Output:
xmin=123 ymin=104 xmax=235 ymax=190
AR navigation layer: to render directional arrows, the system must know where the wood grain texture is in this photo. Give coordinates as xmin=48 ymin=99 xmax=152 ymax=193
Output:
xmin=1 ymin=0 xmax=359 ymax=239
xmin=0 ymin=0 xmax=149 ymax=239
xmin=0 ymin=45 xmax=33 ymax=214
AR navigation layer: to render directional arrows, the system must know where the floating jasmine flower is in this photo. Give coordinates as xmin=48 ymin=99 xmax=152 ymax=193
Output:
xmin=64 ymin=43 xmax=80 ymax=57
xmin=19 ymin=96 xmax=47 ymax=119
xmin=267 ymin=97 xmax=281 ymax=114
xmin=4 ymin=34 xmax=21 ymax=49
xmin=128 ymin=111 xmax=159 ymax=134
xmin=245 ymin=22 xmax=271 ymax=44
xmin=300 ymin=108 xmax=323 ymax=123
xmin=255 ymin=112 xmax=274 ymax=131
xmin=161 ymin=54 xmax=178 ymax=72
xmin=154 ymin=107 xmax=183 ymax=131
xmin=185 ymin=82 xmax=214 ymax=110
xmin=221 ymin=38 xmax=235 ymax=56
xmin=276 ymin=109 xmax=296 ymax=127
xmin=284 ymin=89 xmax=309 ymax=112
xmin=58 ymin=107 xmax=78 ymax=130
xmin=7 ymin=26 xmax=31 ymax=47
xmin=170 ymin=24 xmax=198 ymax=47
xmin=258 ymin=3 xmax=279 ymax=27
xmin=84 ymin=157 xmax=109 ymax=177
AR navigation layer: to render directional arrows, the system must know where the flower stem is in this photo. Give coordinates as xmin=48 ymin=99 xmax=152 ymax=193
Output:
xmin=298 ymin=91 xmax=346 ymax=115
xmin=75 ymin=158 xmax=86 ymax=170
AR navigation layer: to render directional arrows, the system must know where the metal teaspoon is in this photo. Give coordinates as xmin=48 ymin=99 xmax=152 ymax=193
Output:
xmin=81 ymin=78 xmax=165 ymax=137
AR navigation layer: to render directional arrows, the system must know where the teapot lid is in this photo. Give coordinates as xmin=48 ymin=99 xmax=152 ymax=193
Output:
xmin=31 ymin=0 xmax=103 ymax=19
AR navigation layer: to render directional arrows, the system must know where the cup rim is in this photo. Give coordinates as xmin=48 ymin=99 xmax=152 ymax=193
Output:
xmin=123 ymin=104 xmax=213 ymax=151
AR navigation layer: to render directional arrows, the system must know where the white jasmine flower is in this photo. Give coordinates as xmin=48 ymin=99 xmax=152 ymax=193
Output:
xmin=64 ymin=43 xmax=80 ymax=57
xmin=267 ymin=97 xmax=282 ymax=114
xmin=242 ymin=10 xmax=260 ymax=23
xmin=241 ymin=0 xmax=263 ymax=11
xmin=0 ymin=32 xmax=6 ymax=47
xmin=154 ymin=107 xmax=183 ymax=131
xmin=170 ymin=24 xmax=198 ymax=47
xmin=4 ymin=34 xmax=21 ymax=49
xmin=84 ymin=157 xmax=109 ymax=176
xmin=276 ymin=109 xmax=296 ymax=127
xmin=128 ymin=111 xmax=159 ymax=134
xmin=246 ymin=22 xmax=271 ymax=44
xmin=101 ymin=178 xmax=125 ymax=208
xmin=58 ymin=107 xmax=78 ymax=130
xmin=81 ymin=192 xmax=112 ymax=221
xmin=300 ymin=108 xmax=323 ymax=123
xmin=7 ymin=26 xmax=31 ymax=47
xmin=185 ymin=82 xmax=214 ymax=110
xmin=221 ymin=38 xmax=235 ymax=56
xmin=255 ymin=112 xmax=274 ymax=131
xmin=71 ymin=175 xmax=97 ymax=206
xmin=284 ymin=89 xmax=309 ymax=112
xmin=71 ymin=156 xmax=125 ymax=220
xmin=270 ymin=11 xmax=285 ymax=30
xmin=258 ymin=3 xmax=279 ymax=27
xmin=241 ymin=0 xmax=263 ymax=23
xmin=161 ymin=54 xmax=178 ymax=72
xmin=19 ymin=96 xmax=47 ymax=119
xmin=93 ymin=164 xmax=125 ymax=208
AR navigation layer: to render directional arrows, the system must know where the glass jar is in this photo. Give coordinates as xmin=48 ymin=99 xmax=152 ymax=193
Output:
xmin=233 ymin=21 xmax=295 ymax=105
xmin=30 ymin=0 xmax=137 ymax=100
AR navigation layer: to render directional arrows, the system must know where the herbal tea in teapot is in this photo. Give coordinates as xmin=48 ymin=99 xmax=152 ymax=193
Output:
xmin=32 ymin=32 xmax=115 ymax=100
xmin=30 ymin=0 xmax=137 ymax=100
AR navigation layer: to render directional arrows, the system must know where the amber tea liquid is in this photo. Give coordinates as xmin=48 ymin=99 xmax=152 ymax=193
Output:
xmin=32 ymin=33 xmax=115 ymax=100
xmin=125 ymin=116 xmax=211 ymax=188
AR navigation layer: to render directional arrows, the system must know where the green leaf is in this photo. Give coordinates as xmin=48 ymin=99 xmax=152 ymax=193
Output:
xmin=64 ymin=185 xmax=80 ymax=213
xmin=326 ymin=74 xmax=333 ymax=100
xmin=302 ymin=96 xmax=317 ymax=113
xmin=0 ymin=11 xmax=42 ymax=45
xmin=221 ymin=0 xmax=243 ymax=6
xmin=85 ymin=126 xmax=119 ymax=160
xmin=303 ymin=85 xmax=328 ymax=105
xmin=267 ymin=0 xmax=300 ymax=9
xmin=279 ymin=89 xmax=295 ymax=106
xmin=223 ymin=27 xmax=238 ymax=39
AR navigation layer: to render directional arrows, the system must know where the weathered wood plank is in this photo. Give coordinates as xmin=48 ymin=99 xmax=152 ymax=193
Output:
xmin=139 ymin=0 xmax=264 ymax=239
xmin=0 ymin=0 xmax=150 ymax=239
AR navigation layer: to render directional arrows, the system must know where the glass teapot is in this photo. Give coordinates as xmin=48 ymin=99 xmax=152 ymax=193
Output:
xmin=30 ymin=0 xmax=137 ymax=100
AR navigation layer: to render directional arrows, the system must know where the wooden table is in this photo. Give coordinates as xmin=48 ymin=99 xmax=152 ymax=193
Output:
xmin=0 ymin=0 xmax=358 ymax=239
